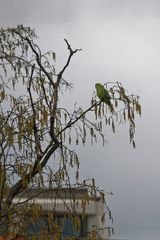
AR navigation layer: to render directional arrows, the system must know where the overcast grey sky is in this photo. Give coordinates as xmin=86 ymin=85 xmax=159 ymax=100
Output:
xmin=1 ymin=1 xmax=160 ymax=239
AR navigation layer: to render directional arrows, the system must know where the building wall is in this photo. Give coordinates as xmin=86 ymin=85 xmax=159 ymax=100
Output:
xmin=12 ymin=188 xmax=108 ymax=239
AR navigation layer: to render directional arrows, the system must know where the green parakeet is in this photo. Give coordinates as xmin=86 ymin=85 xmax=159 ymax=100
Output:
xmin=95 ymin=83 xmax=114 ymax=111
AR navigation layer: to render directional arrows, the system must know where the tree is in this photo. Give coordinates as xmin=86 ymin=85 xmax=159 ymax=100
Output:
xmin=0 ymin=25 xmax=141 ymax=239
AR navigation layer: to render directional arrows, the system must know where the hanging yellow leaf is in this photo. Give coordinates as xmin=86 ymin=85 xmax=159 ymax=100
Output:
xmin=112 ymin=120 xmax=115 ymax=133
xmin=90 ymin=128 xmax=94 ymax=136
xmin=0 ymin=89 xmax=5 ymax=101
xmin=6 ymin=126 xmax=14 ymax=145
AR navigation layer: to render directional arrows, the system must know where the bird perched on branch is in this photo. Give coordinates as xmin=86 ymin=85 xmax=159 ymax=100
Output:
xmin=95 ymin=83 xmax=114 ymax=111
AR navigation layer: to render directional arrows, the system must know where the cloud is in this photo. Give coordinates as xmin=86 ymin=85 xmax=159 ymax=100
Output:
xmin=0 ymin=0 xmax=37 ymax=26
xmin=1 ymin=1 xmax=160 ymax=239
